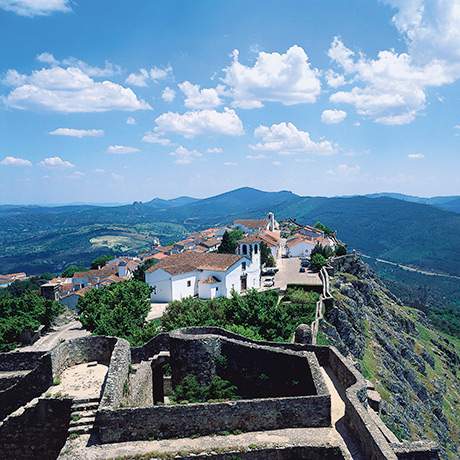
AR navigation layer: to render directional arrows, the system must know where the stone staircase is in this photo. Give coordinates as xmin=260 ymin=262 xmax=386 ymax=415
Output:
xmin=67 ymin=397 xmax=99 ymax=436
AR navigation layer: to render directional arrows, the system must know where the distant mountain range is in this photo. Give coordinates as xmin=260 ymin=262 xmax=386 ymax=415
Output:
xmin=1 ymin=187 xmax=459 ymax=277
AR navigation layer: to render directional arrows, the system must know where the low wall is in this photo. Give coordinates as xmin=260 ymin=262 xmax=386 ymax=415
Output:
xmin=50 ymin=335 xmax=117 ymax=377
xmin=0 ymin=351 xmax=45 ymax=371
xmin=99 ymin=338 xmax=131 ymax=410
xmin=96 ymin=393 xmax=330 ymax=443
xmin=0 ymin=355 xmax=53 ymax=420
xmin=0 ymin=397 xmax=72 ymax=460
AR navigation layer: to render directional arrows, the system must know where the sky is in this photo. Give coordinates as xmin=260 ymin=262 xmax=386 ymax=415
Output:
xmin=0 ymin=0 xmax=459 ymax=204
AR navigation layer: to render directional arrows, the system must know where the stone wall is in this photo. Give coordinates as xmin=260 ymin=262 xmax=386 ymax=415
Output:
xmin=131 ymin=332 xmax=170 ymax=362
xmin=0 ymin=351 xmax=45 ymax=371
xmin=122 ymin=359 xmax=153 ymax=408
xmin=96 ymin=393 xmax=330 ymax=443
xmin=50 ymin=335 xmax=117 ymax=377
xmin=0 ymin=397 xmax=72 ymax=460
xmin=99 ymin=338 xmax=131 ymax=410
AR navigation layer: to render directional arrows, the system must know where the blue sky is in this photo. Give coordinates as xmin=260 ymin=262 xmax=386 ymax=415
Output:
xmin=0 ymin=0 xmax=459 ymax=204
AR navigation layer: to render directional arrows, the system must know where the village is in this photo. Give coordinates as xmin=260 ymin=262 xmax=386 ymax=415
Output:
xmin=0 ymin=213 xmax=338 ymax=320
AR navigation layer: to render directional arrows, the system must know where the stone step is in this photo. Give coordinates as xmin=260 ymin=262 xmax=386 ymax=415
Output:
xmin=71 ymin=401 xmax=99 ymax=411
xmin=71 ymin=409 xmax=96 ymax=419
xmin=72 ymin=396 xmax=99 ymax=404
xmin=68 ymin=425 xmax=92 ymax=436
xmin=69 ymin=416 xmax=95 ymax=427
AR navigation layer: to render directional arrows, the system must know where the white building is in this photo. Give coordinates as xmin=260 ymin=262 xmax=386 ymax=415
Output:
xmin=145 ymin=248 xmax=260 ymax=303
xmin=285 ymin=236 xmax=316 ymax=258
xmin=233 ymin=212 xmax=279 ymax=234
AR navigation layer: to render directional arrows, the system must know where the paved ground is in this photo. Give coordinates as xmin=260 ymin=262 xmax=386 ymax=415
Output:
xmin=20 ymin=320 xmax=89 ymax=352
xmin=47 ymin=362 xmax=107 ymax=399
xmin=274 ymin=257 xmax=322 ymax=290
xmin=146 ymin=302 xmax=168 ymax=321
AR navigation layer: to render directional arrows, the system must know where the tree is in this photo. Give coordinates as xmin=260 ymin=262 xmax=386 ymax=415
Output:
xmin=314 ymin=221 xmax=334 ymax=236
xmin=0 ymin=292 xmax=63 ymax=352
xmin=78 ymin=280 xmax=156 ymax=346
xmin=217 ymin=229 xmax=244 ymax=254
xmin=133 ymin=259 xmax=158 ymax=282
xmin=311 ymin=243 xmax=334 ymax=259
xmin=310 ymin=253 xmax=328 ymax=271
xmin=62 ymin=265 xmax=86 ymax=277
xmin=90 ymin=254 xmax=115 ymax=269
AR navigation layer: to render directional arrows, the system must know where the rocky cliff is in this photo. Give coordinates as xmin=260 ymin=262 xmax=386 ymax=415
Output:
xmin=320 ymin=255 xmax=460 ymax=460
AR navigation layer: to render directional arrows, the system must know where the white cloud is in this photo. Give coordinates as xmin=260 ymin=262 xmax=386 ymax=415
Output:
xmin=250 ymin=122 xmax=336 ymax=155
xmin=49 ymin=128 xmax=104 ymax=138
xmin=36 ymin=52 xmax=59 ymax=65
xmin=0 ymin=0 xmax=71 ymax=16
xmin=327 ymin=1 xmax=460 ymax=125
xmin=408 ymin=152 xmax=425 ymax=159
xmin=126 ymin=69 xmax=149 ymax=87
xmin=207 ymin=147 xmax=223 ymax=154
xmin=142 ymin=131 xmax=172 ymax=146
xmin=162 ymin=86 xmax=176 ymax=103
xmin=222 ymin=46 xmax=321 ymax=108
xmin=3 ymin=66 xmax=151 ymax=113
xmin=169 ymin=146 xmax=202 ymax=165
xmin=155 ymin=108 xmax=244 ymax=138
xmin=325 ymin=69 xmax=346 ymax=88
xmin=178 ymin=81 xmax=224 ymax=109
xmin=40 ymin=156 xmax=74 ymax=168
xmin=321 ymin=109 xmax=347 ymax=124
xmin=67 ymin=171 xmax=85 ymax=180
xmin=327 ymin=163 xmax=361 ymax=176
xmin=106 ymin=145 xmax=140 ymax=154
xmin=272 ymin=160 xmax=281 ymax=166
xmin=126 ymin=116 xmax=136 ymax=125
xmin=36 ymin=52 xmax=121 ymax=78
xmin=150 ymin=65 xmax=173 ymax=82
xmin=0 ymin=155 xmax=32 ymax=166
xmin=454 ymin=124 xmax=460 ymax=129
xmin=224 ymin=161 xmax=238 ymax=166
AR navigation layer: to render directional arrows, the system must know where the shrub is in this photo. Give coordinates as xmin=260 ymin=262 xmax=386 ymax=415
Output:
xmin=310 ymin=253 xmax=328 ymax=271
xmin=171 ymin=374 xmax=238 ymax=403
xmin=335 ymin=244 xmax=347 ymax=256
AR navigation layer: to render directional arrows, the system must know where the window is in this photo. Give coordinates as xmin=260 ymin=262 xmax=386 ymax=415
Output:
xmin=242 ymin=262 xmax=246 ymax=270
xmin=242 ymin=244 xmax=248 ymax=255
xmin=216 ymin=287 xmax=219 ymax=291
xmin=254 ymin=244 xmax=258 ymax=254
xmin=187 ymin=280 xmax=191 ymax=287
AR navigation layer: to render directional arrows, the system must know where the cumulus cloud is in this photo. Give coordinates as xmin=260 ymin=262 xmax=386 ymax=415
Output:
xmin=0 ymin=155 xmax=32 ymax=166
xmin=40 ymin=156 xmax=74 ymax=168
xmin=0 ymin=0 xmax=71 ymax=16
xmin=325 ymin=69 xmax=346 ymax=88
xmin=155 ymin=108 xmax=244 ymax=138
xmin=36 ymin=52 xmax=121 ymax=78
xmin=162 ymin=86 xmax=176 ymax=103
xmin=106 ymin=145 xmax=140 ymax=154
xmin=49 ymin=128 xmax=104 ymax=138
xmin=250 ymin=122 xmax=336 ymax=155
xmin=126 ymin=116 xmax=136 ymax=125
xmin=321 ymin=109 xmax=347 ymax=124
xmin=169 ymin=146 xmax=202 ymax=165
xmin=126 ymin=69 xmax=149 ymax=87
xmin=178 ymin=81 xmax=224 ymax=109
xmin=142 ymin=130 xmax=172 ymax=146
xmin=3 ymin=66 xmax=151 ymax=113
xmin=408 ymin=152 xmax=425 ymax=159
xmin=126 ymin=65 xmax=173 ymax=87
xmin=222 ymin=46 xmax=321 ymax=108
xmin=327 ymin=1 xmax=460 ymax=125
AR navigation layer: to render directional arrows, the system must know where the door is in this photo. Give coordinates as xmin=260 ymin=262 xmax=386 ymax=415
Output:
xmin=240 ymin=275 xmax=247 ymax=291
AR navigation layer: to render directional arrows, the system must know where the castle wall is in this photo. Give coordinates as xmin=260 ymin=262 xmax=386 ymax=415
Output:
xmin=96 ymin=393 xmax=331 ymax=443
xmin=0 ymin=397 xmax=72 ymax=460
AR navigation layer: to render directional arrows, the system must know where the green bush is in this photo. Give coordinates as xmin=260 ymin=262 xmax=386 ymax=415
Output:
xmin=161 ymin=289 xmax=318 ymax=342
xmin=335 ymin=244 xmax=347 ymax=256
xmin=171 ymin=374 xmax=238 ymax=403
xmin=78 ymin=280 xmax=158 ymax=346
xmin=0 ymin=292 xmax=63 ymax=352
xmin=310 ymin=253 xmax=328 ymax=271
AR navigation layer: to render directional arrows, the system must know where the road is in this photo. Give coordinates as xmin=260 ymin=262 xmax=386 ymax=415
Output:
xmin=20 ymin=320 xmax=89 ymax=352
